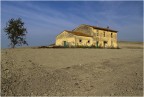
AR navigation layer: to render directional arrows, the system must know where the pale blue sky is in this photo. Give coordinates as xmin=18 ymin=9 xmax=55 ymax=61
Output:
xmin=1 ymin=1 xmax=143 ymax=48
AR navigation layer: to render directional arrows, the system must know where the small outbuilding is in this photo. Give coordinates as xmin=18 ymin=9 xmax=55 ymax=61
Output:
xmin=56 ymin=30 xmax=93 ymax=47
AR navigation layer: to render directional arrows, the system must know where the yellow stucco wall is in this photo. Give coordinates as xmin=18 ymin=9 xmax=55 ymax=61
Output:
xmin=75 ymin=36 xmax=93 ymax=47
xmin=56 ymin=31 xmax=75 ymax=47
xmin=56 ymin=31 xmax=93 ymax=47
xmin=92 ymin=28 xmax=118 ymax=48
xmin=56 ymin=26 xmax=118 ymax=48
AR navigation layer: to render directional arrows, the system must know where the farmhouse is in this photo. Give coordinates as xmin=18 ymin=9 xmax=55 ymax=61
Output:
xmin=56 ymin=24 xmax=118 ymax=48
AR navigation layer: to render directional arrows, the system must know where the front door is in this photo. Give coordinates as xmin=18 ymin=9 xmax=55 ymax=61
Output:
xmin=63 ymin=41 xmax=67 ymax=47
xmin=96 ymin=41 xmax=98 ymax=48
xmin=104 ymin=41 xmax=107 ymax=48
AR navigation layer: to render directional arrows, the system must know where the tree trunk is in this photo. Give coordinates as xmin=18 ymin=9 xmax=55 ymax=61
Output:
xmin=12 ymin=44 xmax=15 ymax=48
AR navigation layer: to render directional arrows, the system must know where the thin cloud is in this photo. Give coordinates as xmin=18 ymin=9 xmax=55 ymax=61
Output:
xmin=1 ymin=1 xmax=143 ymax=48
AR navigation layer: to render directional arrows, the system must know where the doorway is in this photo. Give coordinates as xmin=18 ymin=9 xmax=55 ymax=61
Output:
xmin=63 ymin=41 xmax=67 ymax=47
xmin=104 ymin=41 xmax=107 ymax=48
xmin=96 ymin=41 xmax=99 ymax=48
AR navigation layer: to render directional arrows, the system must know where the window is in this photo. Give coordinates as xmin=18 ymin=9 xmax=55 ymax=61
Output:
xmin=104 ymin=32 xmax=105 ymax=37
xmin=97 ymin=32 xmax=99 ymax=36
xmin=88 ymin=40 xmax=90 ymax=43
xmin=79 ymin=39 xmax=82 ymax=42
xmin=111 ymin=33 xmax=113 ymax=38
xmin=104 ymin=41 xmax=107 ymax=47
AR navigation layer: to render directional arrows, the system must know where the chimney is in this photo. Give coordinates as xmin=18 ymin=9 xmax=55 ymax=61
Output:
xmin=107 ymin=26 xmax=109 ymax=29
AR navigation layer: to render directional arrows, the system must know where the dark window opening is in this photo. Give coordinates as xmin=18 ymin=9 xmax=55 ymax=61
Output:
xmin=79 ymin=39 xmax=82 ymax=42
xmin=88 ymin=40 xmax=90 ymax=43
xmin=111 ymin=33 xmax=113 ymax=38
xmin=104 ymin=41 xmax=107 ymax=47
xmin=104 ymin=32 xmax=105 ymax=37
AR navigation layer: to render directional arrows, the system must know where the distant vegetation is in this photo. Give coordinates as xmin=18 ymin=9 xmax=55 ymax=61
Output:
xmin=37 ymin=44 xmax=121 ymax=49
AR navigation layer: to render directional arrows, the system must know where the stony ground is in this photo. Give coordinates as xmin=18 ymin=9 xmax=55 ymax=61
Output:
xmin=1 ymin=42 xmax=143 ymax=96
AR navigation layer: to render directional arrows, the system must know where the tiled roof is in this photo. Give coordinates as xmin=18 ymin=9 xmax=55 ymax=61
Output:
xmin=81 ymin=24 xmax=118 ymax=32
xmin=65 ymin=30 xmax=92 ymax=37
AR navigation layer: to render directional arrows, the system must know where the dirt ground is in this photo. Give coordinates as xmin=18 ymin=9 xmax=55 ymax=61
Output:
xmin=1 ymin=42 xmax=143 ymax=96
